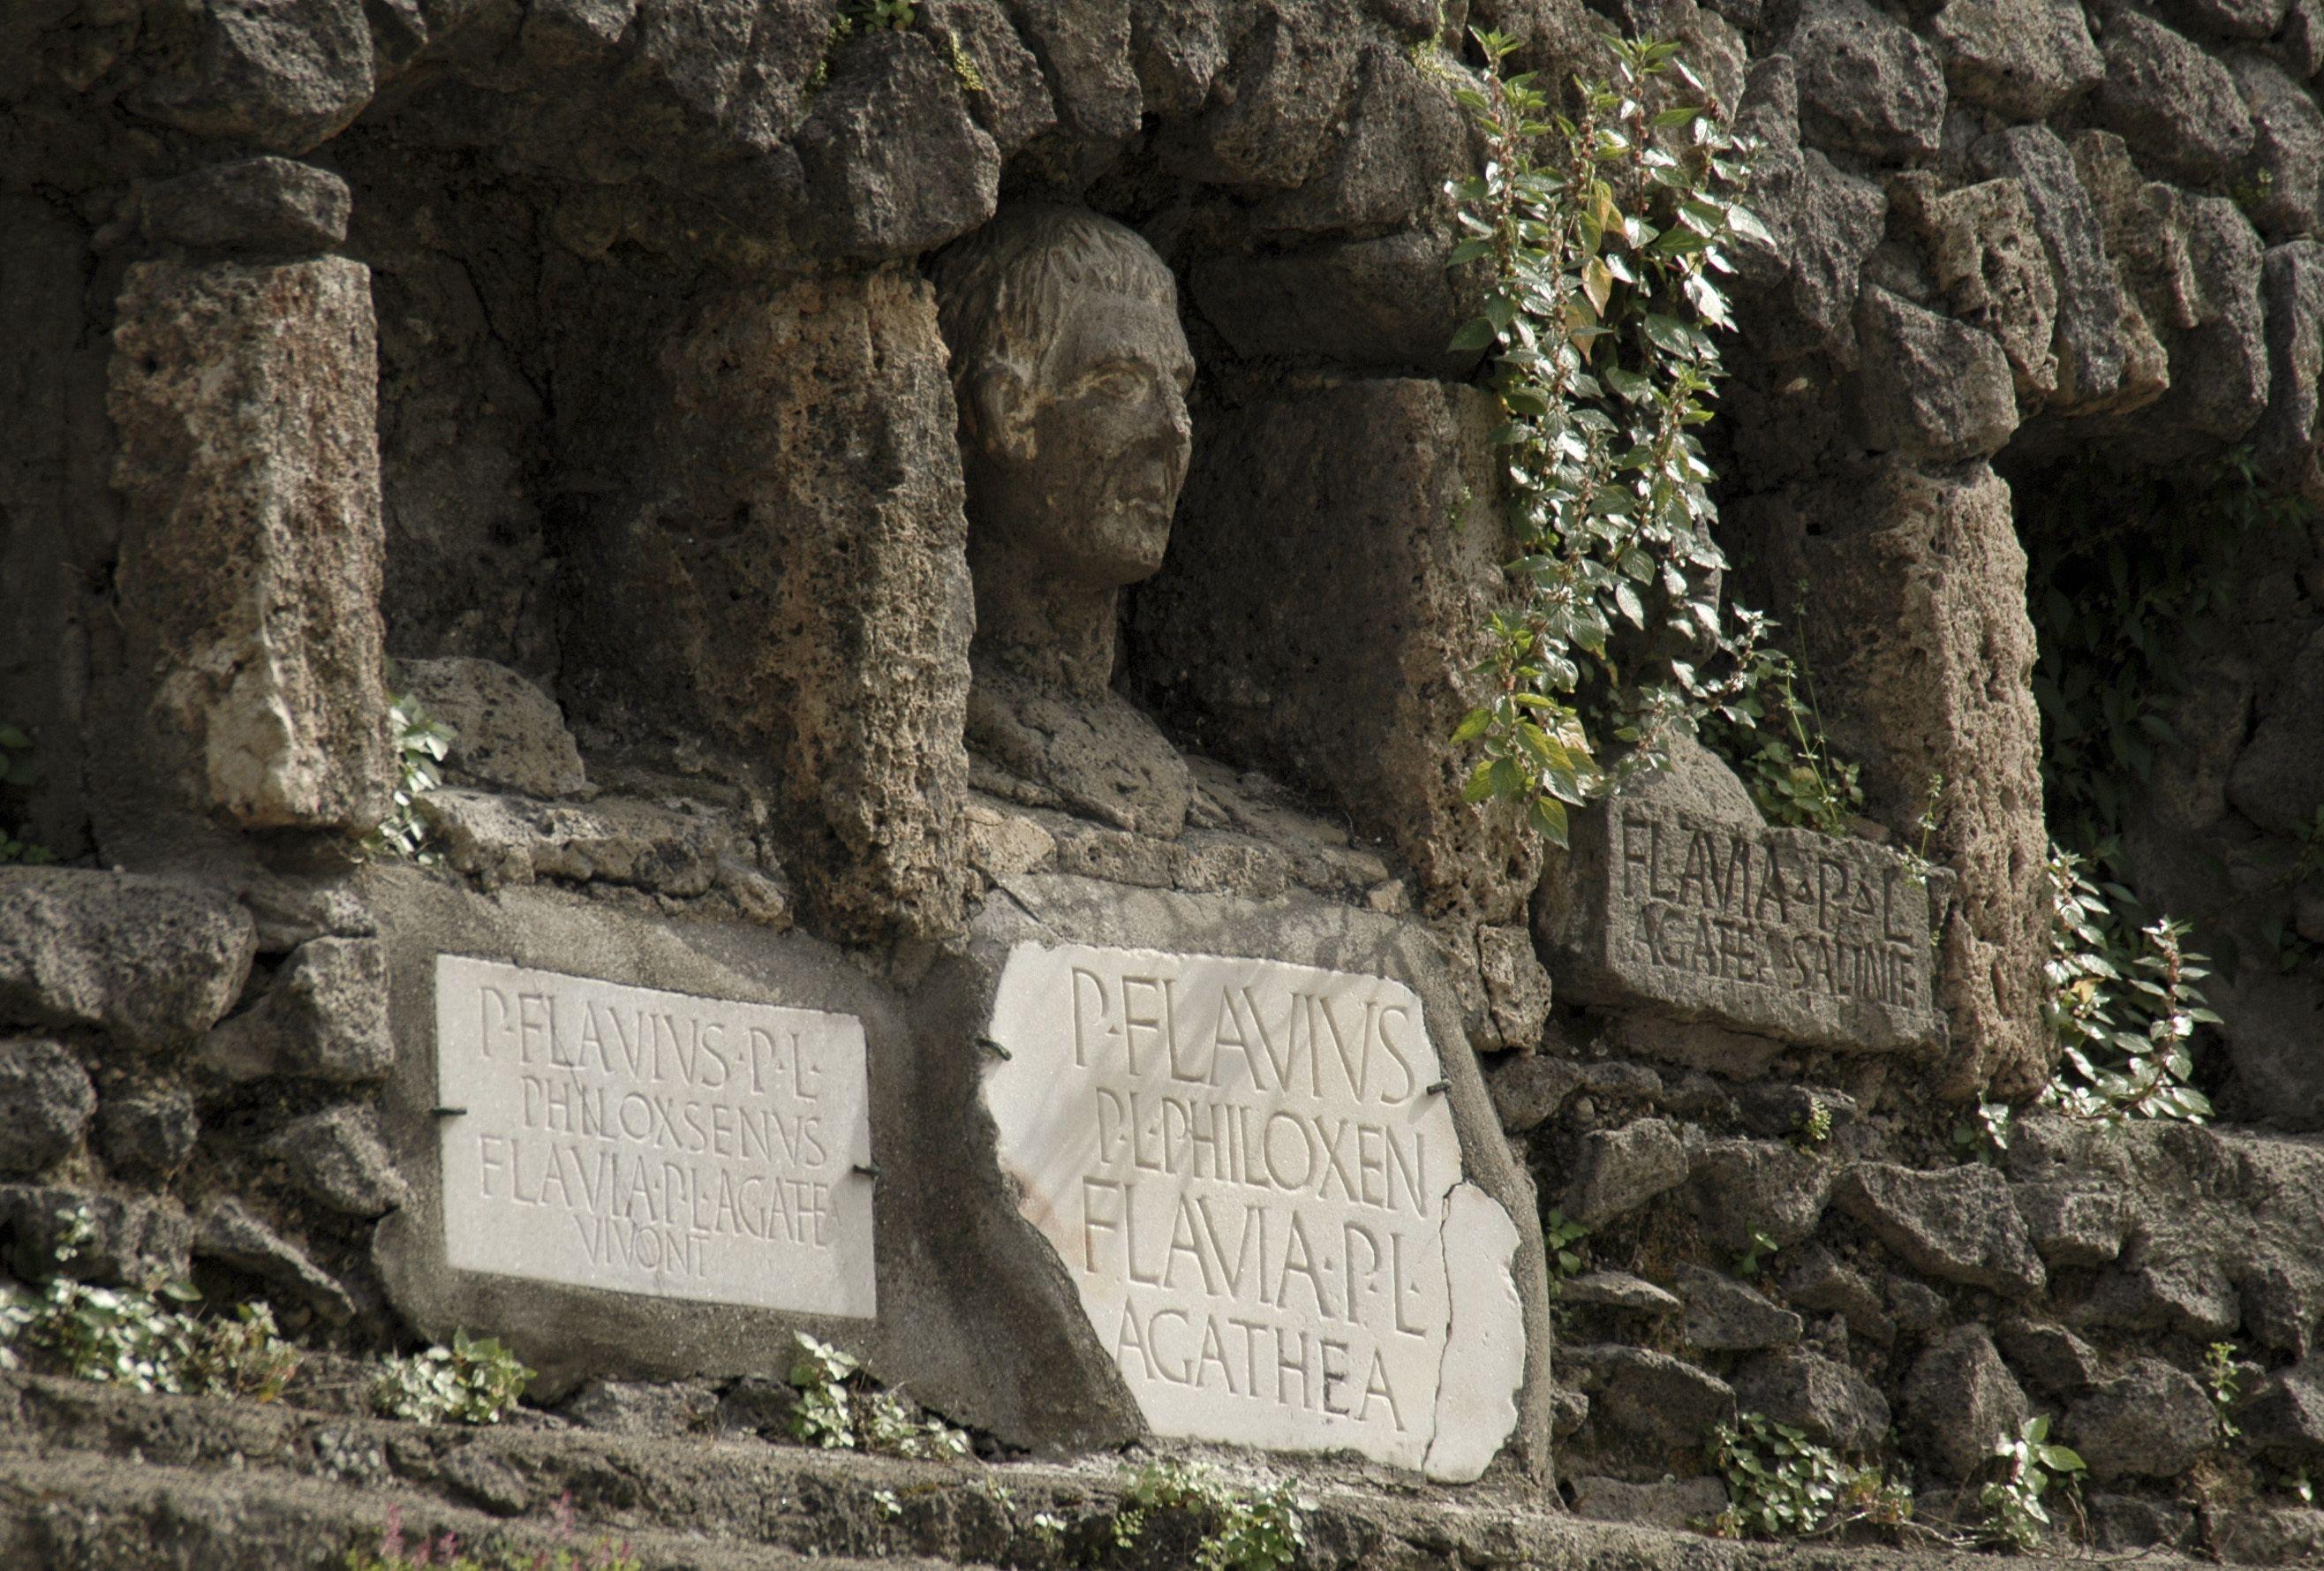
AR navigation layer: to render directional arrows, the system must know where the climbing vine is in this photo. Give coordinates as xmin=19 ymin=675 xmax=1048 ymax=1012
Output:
xmin=1444 ymin=29 xmax=1769 ymax=846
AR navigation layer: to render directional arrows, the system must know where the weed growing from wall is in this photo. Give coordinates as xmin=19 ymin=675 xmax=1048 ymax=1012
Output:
xmin=371 ymin=1330 xmax=534 ymax=1425
xmin=0 ymin=1207 xmax=299 ymax=1398
xmin=366 ymin=680 xmax=455 ymax=864
xmin=1698 ymin=626 xmax=1864 ymax=835
xmin=787 ymin=1332 xmax=971 ymax=1460
xmin=2042 ymin=846 xmax=2218 ymax=1122
xmin=1442 ymin=30 xmax=1771 ymax=846
xmin=1708 ymin=1412 xmax=1913 ymax=1539
xmin=1979 ymin=1416 xmax=2084 ymax=1552
xmin=1108 ymin=1461 xmax=1308 ymax=1571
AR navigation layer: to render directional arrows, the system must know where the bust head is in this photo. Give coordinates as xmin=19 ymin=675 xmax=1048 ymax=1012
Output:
xmin=933 ymin=205 xmax=1196 ymax=596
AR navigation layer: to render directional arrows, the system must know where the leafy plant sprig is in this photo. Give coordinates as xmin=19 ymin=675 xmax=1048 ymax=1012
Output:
xmin=1979 ymin=1416 xmax=2084 ymax=1552
xmin=1709 ymin=1411 xmax=1913 ymax=1540
xmin=1699 ymin=622 xmax=1864 ymax=836
xmin=366 ymin=686 xmax=455 ymax=864
xmin=2207 ymin=1341 xmax=2245 ymax=1443
xmin=370 ymin=1330 xmax=534 ymax=1426
xmin=2042 ymin=846 xmax=2218 ymax=1123
xmin=1116 ymin=1461 xmax=1308 ymax=1571
xmin=1544 ymin=1207 xmax=1589 ymax=1279
xmin=787 ymin=1332 xmax=971 ymax=1461
xmin=1444 ymin=29 xmax=1769 ymax=846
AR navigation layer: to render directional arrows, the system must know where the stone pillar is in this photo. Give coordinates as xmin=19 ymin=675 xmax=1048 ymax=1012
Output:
xmin=107 ymin=253 xmax=390 ymax=840
xmin=560 ymin=267 xmax=974 ymax=942
xmin=1732 ymin=460 xmax=2050 ymax=1099
xmin=1134 ymin=378 xmax=1540 ymax=924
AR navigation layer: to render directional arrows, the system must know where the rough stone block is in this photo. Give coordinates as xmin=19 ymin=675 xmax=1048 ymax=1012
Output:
xmin=414 ymin=790 xmax=728 ymax=899
xmin=1474 ymin=925 xmax=1551 ymax=1053
xmin=1136 ymin=379 xmax=1540 ymax=924
xmin=397 ymin=657 xmax=587 ymax=801
xmin=1730 ymin=459 xmax=2048 ymax=1098
xmin=124 ymin=0 xmax=376 ymax=153
xmin=1730 ymin=1348 xmax=1890 ymax=1453
xmin=2259 ymin=244 xmax=2324 ymax=501
xmin=1566 ymin=1343 xmax=1736 ymax=1462
xmin=2011 ymin=1179 xmax=2127 ymax=1267
xmin=1732 ymin=62 xmax=1888 ymax=369
xmin=919 ymin=0 xmax=1056 ymax=157
xmin=1487 ymin=1054 xmax=1583 ymax=1134
xmin=140 ymin=156 xmax=351 ymax=253
xmin=560 ymin=268 xmax=972 ymax=941
xmin=1835 ymin=1161 xmax=2045 ymax=1296
xmin=1154 ymin=0 xmax=1363 ymax=189
xmin=268 ymin=1104 xmax=409 ymax=1218
xmin=2069 ymin=1358 xmax=2217 ymax=1480
xmin=1928 ymin=0 xmax=2101 ymax=120
xmin=1973 ymin=125 xmax=2134 ymax=414
xmin=1537 ymin=796 xmax=1942 ymax=1056
xmin=201 ymin=936 xmax=393 ymax=1084
xmin=0 ymin=1039 xmax=94 ymax=1177
xmin=1563 ymin=1117 xmax=1690 ymax=1227
xmin=796 ymin=32 xmax=1000 ymax=261
xmin=1678 ymin=1265 xmax=1803 ymax=1351
xmin=1902 ymin=176 xmax=2060 ymax=402
xmin=96 ymin=1088 xmax=200 ymax=1182
xmin=195 ymin=1197 xmax=355 ymax=1323
xmin=1904 ymin=1326 xmax=2028 ymax=1479
xmin=1786 ymin=0 xmax=1946 ymax=161
xmin=1997 ymin=1316 xmax=2108 ymax=1394
xmin=1853 ymin=287 xmax=2020 ymax=462
xmin=2069 ymin=140 xmax=2267 ymax=451
xmin=0 ymin=869 xmax=256 ymax=1051
xmin=109 ymin=257 xmax=389 ymax=835
xmin=2235 ymin=57 xmax=2324 ymax=242
xmin=2094 ymin=13 xmax=2255 ymax=186
xmin=1686 ymin=1137 xmax=1836 ymax=1254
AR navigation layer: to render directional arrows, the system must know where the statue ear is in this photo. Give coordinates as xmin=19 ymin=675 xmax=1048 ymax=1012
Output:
xmin=969 ymin=363 xmax=1038 ymax=464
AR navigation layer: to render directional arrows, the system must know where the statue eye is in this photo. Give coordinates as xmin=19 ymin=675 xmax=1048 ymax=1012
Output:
xmin=1084 ymin=365 xmax=1146 ymax=398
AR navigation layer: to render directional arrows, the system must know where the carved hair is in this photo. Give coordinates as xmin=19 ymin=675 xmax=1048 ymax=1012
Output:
xmin=931 ymin=204 xmax=1179 ymax=410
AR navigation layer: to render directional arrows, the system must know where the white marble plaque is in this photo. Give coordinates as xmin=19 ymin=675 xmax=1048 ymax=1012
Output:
xmin=434 ymin=955 xmax=876 ymax=1318
xmin=984 ymin=942 xmax=1523 ymax=1480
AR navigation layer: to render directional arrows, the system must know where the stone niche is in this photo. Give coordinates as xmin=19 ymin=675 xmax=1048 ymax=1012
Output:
xmin=1538 ymin=756 xmax=1943 ymax=1060
xmin=894 ymin=874 xmax=1555 ymax=1480
xmin=368 ymin=866 xmax=905 ymax=1396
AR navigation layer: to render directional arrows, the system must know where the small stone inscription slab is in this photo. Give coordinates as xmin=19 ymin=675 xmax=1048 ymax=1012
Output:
xmin=1543 ymin=805 xmax=1942 ymax=1054
xmin=983 ymin=942 xmax=1524 ymax=1479
xmin=434 ymin=955 xmax=875 ymax=1317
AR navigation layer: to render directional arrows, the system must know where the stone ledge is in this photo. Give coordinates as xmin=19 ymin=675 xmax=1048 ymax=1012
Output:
xmin=0 ymin=1372 xmax=2215 ymax=1571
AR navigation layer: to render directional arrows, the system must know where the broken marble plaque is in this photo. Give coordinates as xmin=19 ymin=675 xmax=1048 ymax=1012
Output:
xmin=1538 ymin=804 xmax=1943 ymax=1054
xmin=982 ymin=942 xmax=1525 ymax=1479
xmin=433 ymin=955 xmax=875 ymax=1318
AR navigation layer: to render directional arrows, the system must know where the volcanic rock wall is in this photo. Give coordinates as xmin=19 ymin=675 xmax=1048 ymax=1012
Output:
xmin=4 ymin=0 xmax=2324 ymax=1565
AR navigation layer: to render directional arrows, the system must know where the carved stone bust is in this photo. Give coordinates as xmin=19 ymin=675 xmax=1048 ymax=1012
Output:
xmin=932 ymin=204 xmax=1196 ymax=837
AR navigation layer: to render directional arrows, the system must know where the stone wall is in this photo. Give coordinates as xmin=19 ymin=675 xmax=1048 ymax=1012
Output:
xmin=4 ymin=0 xmax=2324 ymax=1563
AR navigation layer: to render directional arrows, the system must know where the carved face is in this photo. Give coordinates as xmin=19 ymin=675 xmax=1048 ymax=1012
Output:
xmin=965 ymin=290 xmax=1196 ymax=589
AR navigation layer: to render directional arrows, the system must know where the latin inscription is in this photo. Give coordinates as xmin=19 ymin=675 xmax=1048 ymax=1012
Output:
xmin=1603 ymin=808 xmax=1940 ymax=1052
xmin=434 ymin=955 xmax=875 ymax=1317
xmin=983 ymin=943 xmax=1522 ymax=1477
